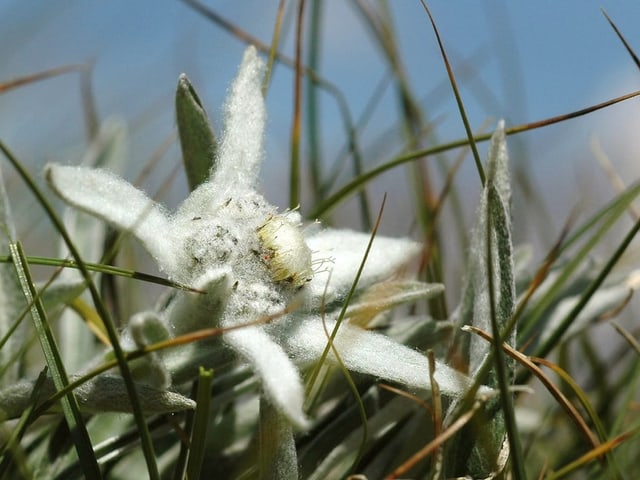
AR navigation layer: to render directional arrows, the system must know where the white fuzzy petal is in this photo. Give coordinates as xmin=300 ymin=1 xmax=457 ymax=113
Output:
xmin=284 ymin=318 xmax=483 ymax=398
xmin=305 ymin=229 xmax=421 ymax=306
xmin=45 ymin=164 xmax=177 ymax=274
xmin=225 ymin=326 xmax=309 ymax=430
xmin=211 ymin=45 xmax=265 ymax=192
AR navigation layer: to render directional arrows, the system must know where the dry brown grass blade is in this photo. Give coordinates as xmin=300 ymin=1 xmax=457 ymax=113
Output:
xmin=612 ymin=321 xmax=640 ymax=356
xmin=506 ymin=89 xmax=640 ymax=135
xmin=591 ymin=135 xmax=640 ymax=221
xmin=427 ymin=350 xmax=445 ymax=478
xmin=514 ymin=210 xmax=576 ymax=351
xmin=150 ymin=299 xmax=302 ymax=353
xmin=377 ymin=384 xmax=433 ymax=416
xmin=262 ymin=0 xmax=286 ymax=96
xmin=547 ymin=429 xmax=638 ymax=480
xmin=0 ymin=64 xmax=86 ymax=94
xmin=428 ymin=351 xmax=443 ymax=437
xmin=463 ymin=325 xmax=601 ymax=451
xmin=376 ymin=359 xmax=446 ymax=476
xmin=179 ymin=0 xmax=265 ymax=52
xmin=526 ymin=212 xmax=575 ymax=297
xmin=384 ymin=398 xmax=483 ymax=479
xmin=289 ymin=0 xmax=306 ymax=209
xmin=601 ymin=9 xmax=640 ymax=70
xmin=531 ymin=356 xmax=612 ymax=464
xmin=80 ymin=63 xmax=99 ymax=141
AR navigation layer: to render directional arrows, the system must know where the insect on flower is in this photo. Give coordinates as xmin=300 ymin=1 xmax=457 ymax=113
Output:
xmin=257 ymin=213 xmax=313 ymax=288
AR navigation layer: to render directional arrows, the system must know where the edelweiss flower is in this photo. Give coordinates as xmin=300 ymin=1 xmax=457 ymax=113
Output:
xmin=46 ymin=46 xmax=478 ymax=429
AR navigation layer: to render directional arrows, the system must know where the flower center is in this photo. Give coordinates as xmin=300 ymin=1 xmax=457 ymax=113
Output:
xmin=257 ymin=213 xmax=313 ymax=288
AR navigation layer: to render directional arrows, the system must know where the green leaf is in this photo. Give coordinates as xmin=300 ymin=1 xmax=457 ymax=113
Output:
xmin=452 ymin=121 xmax=515 ymax=375
xmin=176 ymin=74 xmax=217 ymax=191
xmin=447 ymin=121 xmax=522 ymax=479
xmin=0 ymin=373 xmax=195 ymax=420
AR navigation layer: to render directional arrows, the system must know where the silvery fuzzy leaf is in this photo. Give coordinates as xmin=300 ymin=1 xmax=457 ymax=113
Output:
xmin=454 ymin=120 xmax=515 ymax=376
xmin=127 ymin=311 xmax=172 ymax=389
xmin=0 ymin=374 xmax=194 ymax=420
xmin=385 ymin=314 xmax=454 ymax=351
xmin=39 ymin=279 xmax=87 ymax=309
xmin=485 ymin=120 xmax=511 ymax=207
xmin=43 ymin=47 xmax=473 ymax=444
xmin=447 ymin=121 xmax=516 ymax=479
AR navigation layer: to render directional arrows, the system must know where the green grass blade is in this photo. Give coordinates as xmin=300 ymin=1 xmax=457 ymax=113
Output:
xmin=536 ymin=356 xmax=623 ymax=478
xmin=0 ymin=254 xmax=198 ymax=292
xmin=288 ymin=1 xmax=304 ymax=211
xmin=306 ymin=195 xmax=386 ymax=392
xmin=420 ymin=1 xmax=485 ymax=186
xmin=0 ymin=369 xmax=48 ymax=478
xmin=445 ymin=123 xmax=523 ymax=477
xmin=305 ymin=0 xmax=324 ymax=204
xmin=307 ymin=88 xmax=640 ymax=220
xmin=485 ymin=185 xmax=526 ymax=480
xmin=560 ymin=180 xmax=640 ymax=253
xmin=532 ymin=214 xmax=640 ymax=361
xmin=185 ymin=367 xmax=214 ymax=480
xmin=307 ymin=136 xmax=482 ymax=219
xmin=8 ymin=242 xmax=102 ymax=479
xmin=518 ymin=181 xmax=640 ymax=343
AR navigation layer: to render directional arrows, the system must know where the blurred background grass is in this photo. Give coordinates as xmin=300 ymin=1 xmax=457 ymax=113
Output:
xmin=1 ymin=0 xmax=640 ymax=289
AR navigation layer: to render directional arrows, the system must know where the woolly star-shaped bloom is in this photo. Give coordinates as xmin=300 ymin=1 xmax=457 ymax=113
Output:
xmin=46 ymin=47 xmax=478 ymax=429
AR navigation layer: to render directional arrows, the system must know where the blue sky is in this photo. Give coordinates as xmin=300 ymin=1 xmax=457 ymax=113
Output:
xmin=1 ymin=1 xmax=640 ymax=241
